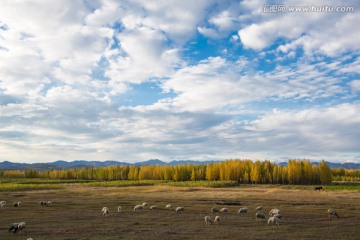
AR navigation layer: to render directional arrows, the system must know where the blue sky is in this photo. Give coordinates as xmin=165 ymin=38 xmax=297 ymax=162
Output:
xmin=0 ymin=0 xmax=359 ymax=163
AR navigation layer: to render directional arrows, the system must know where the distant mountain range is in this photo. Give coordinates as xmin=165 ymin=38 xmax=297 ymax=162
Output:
xmin=0 ymin=159 xmax=359 ymax=171
xmin=0 ymin=159 xmax=218 ymax=171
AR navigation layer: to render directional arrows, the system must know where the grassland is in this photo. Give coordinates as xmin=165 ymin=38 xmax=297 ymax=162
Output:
xmin=0 ymin=180 xmax=359 ymax=239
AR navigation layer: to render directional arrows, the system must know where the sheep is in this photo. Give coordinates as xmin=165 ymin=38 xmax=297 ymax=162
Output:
xmin=134 ymin=204 xmax=144 ymax=211
xmin=255 ymin=206 xmax=262 ymax=211
xmin=220 ymin=208 xmax=229 ymax=213
xmin=205 ymin=216 xmax=212 ymax=225
xmin=102 ymin=207 xmax=110 ymax=216
xmin=117 ymin=206 xmax=122 ymax=213
xmin=255 ymin=212 xmax=266 ymax=221
xmin=175 ymin=207 xmax=184 ymax=212
xmin=8 ymin=222 xmax=26 ymax=234
xmin=211 ymin=207 xmax=220 ymax=213
xmin=1 ymin=200 xmax=7 ymax=209
xmin=238 ymin=207 xmax=249 ymax=213
xmin=214 ymin=216 xmax=220 ymax=224
xmin=150 ymin=205 xmax=159 ymax=210
xmin=165 ymin=204 xmax=172 ymax=209
xmin=269 ymin=208 xmax=281 ymax=216
xmin=267 ymin=216 xmax=280 ymax=225
xmin=273 ymin=213 xmax=282 ymax=219
xmin=13 ymin=201 xmax=21 ymax=207
xmin=40 ymin=201 xmax=52 ymax=207
xmin=142 ymin=202 xmax=148 ymax=208
xmin=315 ymin=186 xmax=323 ymax=191
xmin=327 ymin=209 xmax=339 ymax=218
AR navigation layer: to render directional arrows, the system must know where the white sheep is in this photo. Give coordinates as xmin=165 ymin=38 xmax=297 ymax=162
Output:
xmin=8 ymin=222 xmax=26 ymax=234
xmin=117 ymin=206 xmax=122 ymax=213
xmin=211 ymin=207 xmax=220 ymax=213
xmin=205 ymin=216 xmax=212 ymax=225
xmin=255 ymin=206 xmax=262 ymax=211
xmin=214 ymin=216 xmax=220 ymax=224
xmin=267 ymin=216 xmax=280 ymax=225
xmin=142 ymin=202 xmax=148 ymax=208
xmin=327 ymin=209 xmax=339 ymax=218
xmin=102 ymin=207 xmax=110 ymax=216
xmin=220 ymin=208 xmax=228 ymax=213
xmin=150 ymin=205 xmax=158 ymax=210
xmin=165 ymin=204 xmax=172 ymax=209
xmin=175 ymin=207 xmax=184 ymax=212
xmin=40 ymin=201 xmax=52 ymax=207
xmin=1 ymin=201 xmax=6 ymax=209
xmin=255 ymin=212 xmax=266 ymax=221
xmin=269 ymin=208 xmax=281 ymax=216
xmin=238 ymin=207 xmax=248 ymax=213
xmin=134 ymin=204 xmax=144 ymax=211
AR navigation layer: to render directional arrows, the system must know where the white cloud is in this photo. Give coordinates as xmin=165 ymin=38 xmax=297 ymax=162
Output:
xmin=244 ymin=104 xmax=360 ymax=154
xmin=238 ymin=0 xmax=360 ymax=56
xmin=350 ymin=80 xmax=360 ymax=92
xmin=160 ymin=56 xmax=347 ymax=112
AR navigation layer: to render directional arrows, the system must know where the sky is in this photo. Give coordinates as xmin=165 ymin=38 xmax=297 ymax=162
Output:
xmin=0 ymin=0 xmax=359 ymax=164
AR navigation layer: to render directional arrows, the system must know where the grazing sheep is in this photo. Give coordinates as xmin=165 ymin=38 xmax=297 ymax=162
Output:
xmin=150 ymin=205 xmax=158 ymax=210
xmin=214 ymin=216 xmax=220 ymax=224
xmin=267 ymin=216 xmax=280 ymax=225
xmin=269 ymin=208 xmax=281 ymax=216
xmin=238 ymin=207 xmax=249 ymax=213
xmin=13 ymin=202 xmax=21 ymax=207
xmin=220 ymin=208 xmax=228 ymax=213
xmin=134 ymin=204 xmax=144 ymax=211
xmin=255 ymin=212 xmax=266 ymax=221
xmin=273 ymin=213 xmax=282 ymax=219
xmin=8 ymin=222 xmax=26 ymax=234
xmin=255 ymin=206 xmax=262 ymax=211
xmin=327 ymin=209 xmax=339 ymax=218
xmin=142 ymin=202 xmax=148 ymax=208
xmin=211 ymin=207 xmax=220 ymax=213
xmin=40 ymin=201 xmax=52 ymax=207
xmin=205 ymin=216 xmax=212 ymax=225
xmin=102 ymin=207 xmax=110 ymax=216
xmin=117 ymin=206 xmax=122 ymax=213
xmin=175 ymin=207 xmax=184 ymax=212
xmin=165 ymin=204 xmax=172 ymax=209
xmin=1 ymin=200 xmax=7 ymax=209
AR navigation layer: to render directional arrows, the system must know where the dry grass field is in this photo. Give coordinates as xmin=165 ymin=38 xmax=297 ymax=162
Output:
xmin=0 ymin=184 xmax=359 ymax=240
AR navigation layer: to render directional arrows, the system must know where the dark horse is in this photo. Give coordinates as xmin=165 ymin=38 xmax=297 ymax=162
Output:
xmin=315 ymin=186 xmax=323 ymax=191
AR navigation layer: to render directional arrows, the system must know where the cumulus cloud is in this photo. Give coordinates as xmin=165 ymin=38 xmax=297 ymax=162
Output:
xmin=238 ymin=0 xmax=360 ymax=56
xmin=0 ymin=0 xmax=359 ymax=163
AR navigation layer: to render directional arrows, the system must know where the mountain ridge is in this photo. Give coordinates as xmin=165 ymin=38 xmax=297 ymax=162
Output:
xmin=0 ymin=159 xmax=359 ymax=171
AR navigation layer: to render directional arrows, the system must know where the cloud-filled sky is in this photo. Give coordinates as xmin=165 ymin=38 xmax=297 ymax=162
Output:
xmin=0 ymin=0 xmax=359 ymax=163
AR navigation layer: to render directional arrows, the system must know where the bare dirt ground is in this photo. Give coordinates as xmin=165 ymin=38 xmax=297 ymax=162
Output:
xmin=0 ymin=185 xmax=359 ymax=239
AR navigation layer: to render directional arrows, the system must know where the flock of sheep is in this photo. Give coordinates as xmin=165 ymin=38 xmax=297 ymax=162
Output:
xmin=0 ymin=199 xmax=51 ymax=236
xmin=100 ymin=201 xmax=341 ymax=228
xmin=1 ymin=198 xmax=341 ymax=236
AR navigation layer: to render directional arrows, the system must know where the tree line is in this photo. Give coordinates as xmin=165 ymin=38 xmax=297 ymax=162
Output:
xmin=1 ymin=159 xmax=359 ymax=184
